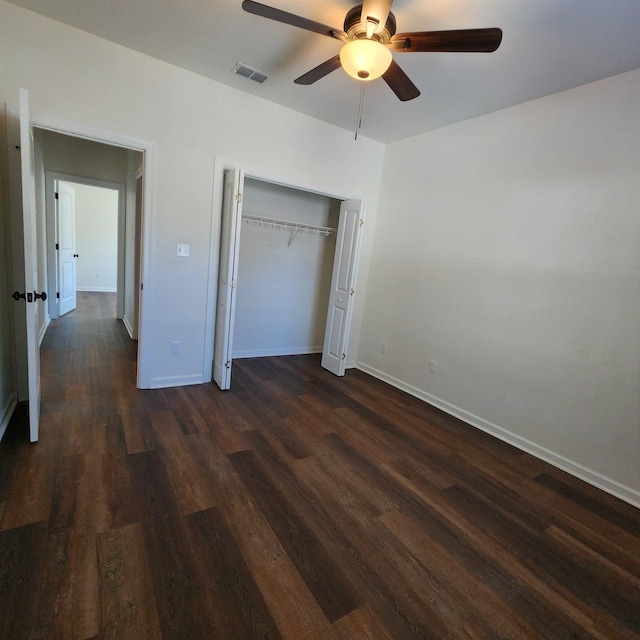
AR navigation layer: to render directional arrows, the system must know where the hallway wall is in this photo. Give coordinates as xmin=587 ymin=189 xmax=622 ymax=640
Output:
xmin=71 ymin=183 xmax=119 ymax=292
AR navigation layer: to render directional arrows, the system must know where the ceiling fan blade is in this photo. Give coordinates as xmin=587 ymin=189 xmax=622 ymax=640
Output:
xmin=382 ymin=59 xmax=420 ymax=101
xmin=242 ymin=1 xmax=347 ymax=41
xmin=360 ymin=0 xmax=393 ymax=36
xmin=294 ymin=54 xmax=342 ymax=85
xmin=390 ymin=28 xmax=503 ymax=53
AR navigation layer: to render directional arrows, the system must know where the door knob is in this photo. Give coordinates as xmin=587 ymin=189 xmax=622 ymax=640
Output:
xmin=12 ymin=290 xmax=47 ymax=302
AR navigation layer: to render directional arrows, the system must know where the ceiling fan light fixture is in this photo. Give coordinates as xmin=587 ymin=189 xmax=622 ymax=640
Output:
xmin=340 ymin=38 xmax=392 ymax=81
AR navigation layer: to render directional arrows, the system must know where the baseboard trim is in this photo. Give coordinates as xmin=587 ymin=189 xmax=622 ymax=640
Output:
xmin=38 ymin=315 xmax=50 ymax=346
xmin=122 ymin=314 xmax=135 ymax=339
xmin=233 ymin=346 xmax=322 ymax=359
xmin=76 ymin=287 xmax=117 ymax=293
xmin=0 ymin=392 xmax=18 ymax=444
xmin=356 ymin=361 xmax=640 ymax=508
xmin=147 ymin=373 xmax=204 ymax=389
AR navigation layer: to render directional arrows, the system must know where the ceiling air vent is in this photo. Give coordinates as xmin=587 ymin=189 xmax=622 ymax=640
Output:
xmin=233 ymin=63 xmax=268 ymax=84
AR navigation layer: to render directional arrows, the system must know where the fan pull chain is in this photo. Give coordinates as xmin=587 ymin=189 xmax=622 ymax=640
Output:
xmin=355 ymin=80 xmax=366 ymax=140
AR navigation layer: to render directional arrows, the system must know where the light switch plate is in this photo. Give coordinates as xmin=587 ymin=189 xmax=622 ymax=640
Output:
xmin=177 ymin=243 xmax=189 ymax=257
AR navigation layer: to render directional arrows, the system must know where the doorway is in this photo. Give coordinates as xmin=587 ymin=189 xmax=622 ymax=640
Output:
xmin=47 ymin=176 xmax=122 ymax=320
xmin=39 ymin=131 xmax=143 ymax=342
xmin=233 ymin=177 xmax=340 ymax=359
xmin=213 ymin=168 xmax=364 ymax=390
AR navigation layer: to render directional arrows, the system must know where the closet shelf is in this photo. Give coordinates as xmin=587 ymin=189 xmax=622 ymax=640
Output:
xmin=242 ymin=212 xmax=337 ymax=237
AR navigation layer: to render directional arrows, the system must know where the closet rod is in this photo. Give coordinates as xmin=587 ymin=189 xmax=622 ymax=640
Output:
xmin=242 ymin=212 xmax=337 ymax=236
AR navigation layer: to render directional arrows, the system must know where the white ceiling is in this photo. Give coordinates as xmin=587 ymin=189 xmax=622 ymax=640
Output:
xmin=7 ymin=0 xmax=640 ymax=143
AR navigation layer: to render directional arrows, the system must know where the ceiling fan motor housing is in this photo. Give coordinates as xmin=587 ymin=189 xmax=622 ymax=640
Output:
xmin=344 ymin=4 xmax=397 ymax=42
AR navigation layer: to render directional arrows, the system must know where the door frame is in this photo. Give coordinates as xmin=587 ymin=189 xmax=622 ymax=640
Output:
xmin=208 ymin=157 xmax=365 ymax=385
xmin=45 ymin=171 xmax=126 ymax=320
xmin=30 ymin=113 xmax=155 ymax=389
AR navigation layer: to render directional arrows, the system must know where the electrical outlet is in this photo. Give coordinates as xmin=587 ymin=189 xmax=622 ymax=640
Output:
xmin=381 ymin=342 xmax=388 ymax=355
xmin=177 ymin=244 xmax=190 ymax=257
xmin=428 ymin=360 xmax=437 ymax=373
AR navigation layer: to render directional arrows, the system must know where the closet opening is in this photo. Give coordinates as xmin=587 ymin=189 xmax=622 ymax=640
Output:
xmin=213 ymin=169 xmax=364 ymax=390
xmin=234 ymin=178 xmax=340 ymax=360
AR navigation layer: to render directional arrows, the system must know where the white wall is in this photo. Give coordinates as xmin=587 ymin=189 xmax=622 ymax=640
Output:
xmin=0 ymin=0 xmax=385 ymax=389
xmin=70 ymin=182 xmax=118 ymax=292
xmin=233 ymin=179 xmax=339 ymax=358
xmin=42 ymin=130 xmax=131 ymax=184
xmin=359 ymin=69 xmax=640 ymax=503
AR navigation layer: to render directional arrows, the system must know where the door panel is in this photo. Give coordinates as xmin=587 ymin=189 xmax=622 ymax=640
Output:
xmin=327 ymin=306 xmax=345 ymax=359
xmin=321 ymin=199 xmax=363 ymax=376
xmin=18 ymin=89 xmax=41 ymax=442
xmin=213 ymin=168 xmax=244 ymax=390
xmin=57 ymin=181 xmax=77 ymax=316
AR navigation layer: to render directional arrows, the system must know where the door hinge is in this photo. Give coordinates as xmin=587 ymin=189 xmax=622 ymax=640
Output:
xmin=359 ymin=219 xmax=364 ymax=227
xmin=54 ymin=192 xmax=59 ymax=200
xmin=141 ymin=283 xmax=144 ymax=291
xmin=341 ymin=353 xmax=346 ymax=360
xmin=231 ymin=280 xmax=237 ymax=289
xmin=56 ymin=292 xmax=60 ymax=299
xmin=55 ymin=243 xmax=59 ymax=250
xmin=236 ymin=193 xmax=242 ymax=204
xmin=350 ymin=288 xmax=355 ymax=296
xmin=225 ymin=361 xmax=231 ymax=369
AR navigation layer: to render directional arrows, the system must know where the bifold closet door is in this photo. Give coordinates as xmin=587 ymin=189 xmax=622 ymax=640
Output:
xmin=213 ymin=168 xmax=244 ymax=390
xmin=321 ymin=199 xmax=363 ymax=377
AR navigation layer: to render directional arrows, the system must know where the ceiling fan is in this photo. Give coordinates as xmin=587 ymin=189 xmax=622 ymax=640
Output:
xmin=242 ymin=0 xmax=503 ymax=101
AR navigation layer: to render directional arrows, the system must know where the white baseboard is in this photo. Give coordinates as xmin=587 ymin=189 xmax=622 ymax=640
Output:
xmin=233 ymin=346 xmax=323 ymax=359
xmin=38 ymin=315 xmax=50 ymax=346
xmin=356 ymin=361 xmax=640 ymax=509
xmin=0 ymin=392 xmax=18 ymax=444
xmin=147 ymin=373 xmax=204 ymax=389
xmin=76 ymin=286 xmax=117 ymax=292
xmin=122 ymin=314 xmax=135 ymax=339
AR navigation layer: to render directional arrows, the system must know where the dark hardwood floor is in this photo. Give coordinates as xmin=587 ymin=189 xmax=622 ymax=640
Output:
xmin=1 ymin=291 xmax=639 ymax=639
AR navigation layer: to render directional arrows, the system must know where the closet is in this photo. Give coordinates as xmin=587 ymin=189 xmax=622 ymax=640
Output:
xmin=233 ymin=178 xmax=340 ymax=359
xmin=213 ymin=168 xmax=363 ymax=390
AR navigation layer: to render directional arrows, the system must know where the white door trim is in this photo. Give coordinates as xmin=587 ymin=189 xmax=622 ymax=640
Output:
xmin=208 ymin=157 xmax=365 ymax=385
xmin=30 ymin=114 xmax=155 ymax=389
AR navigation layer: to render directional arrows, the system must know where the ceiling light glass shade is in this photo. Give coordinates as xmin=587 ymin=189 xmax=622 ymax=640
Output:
xmin=340 ymin=39 xmax=392 ymax=81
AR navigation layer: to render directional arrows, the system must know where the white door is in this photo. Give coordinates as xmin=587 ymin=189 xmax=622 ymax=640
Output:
xmin=321 ymin=199 xmax=364 ymax=376
xmin=212 ymin=169 xmax=244 ymax=390
xmin=56 ymin=181 xmax=77 ymax=316
xmin=18 ymin=89 xmax=42 ymax=442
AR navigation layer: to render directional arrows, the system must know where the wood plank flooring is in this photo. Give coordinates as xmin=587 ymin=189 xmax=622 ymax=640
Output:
xmin=1 ymin=291 xmax=639 ymax=639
